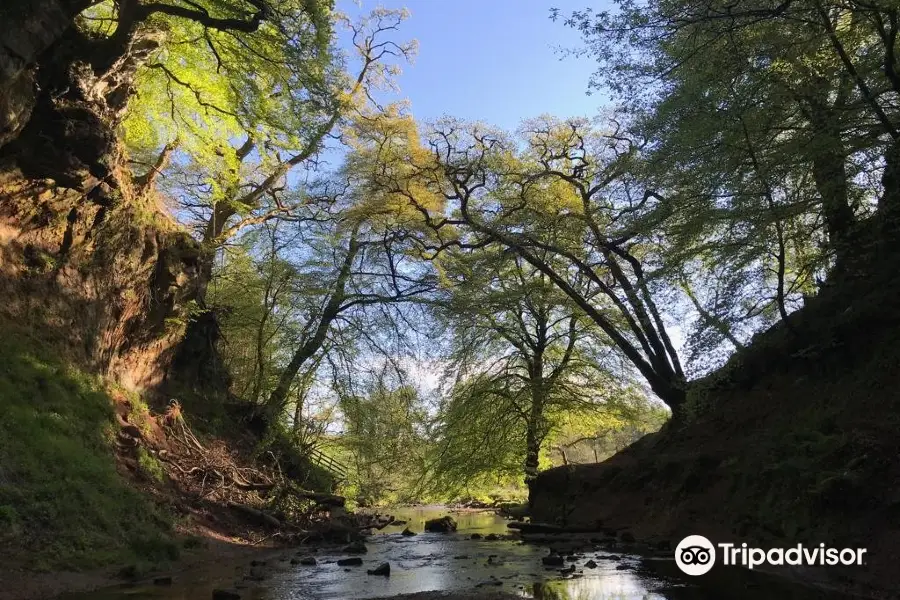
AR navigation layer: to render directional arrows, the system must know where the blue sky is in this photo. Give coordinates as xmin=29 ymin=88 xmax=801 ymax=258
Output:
xmin=339 ymin=0 xmax=608 ymax=130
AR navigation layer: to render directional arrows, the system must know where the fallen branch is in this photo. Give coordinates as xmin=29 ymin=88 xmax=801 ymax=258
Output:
xmin=227 ymin=501 xmax=282 ymax=529
xmin=292 ymin=490 xmax=346 ymax=507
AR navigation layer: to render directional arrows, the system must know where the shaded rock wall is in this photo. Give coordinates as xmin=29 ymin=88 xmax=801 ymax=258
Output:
xmin=0 ymin=3 xmax=201 ymax=391
xmin=529 ymin=244 xmax=900 ymax=598
xmin=0 ymin=170 xmax=201 ymax=389
xmin=0 ymin=0 xmax=90 ymax=146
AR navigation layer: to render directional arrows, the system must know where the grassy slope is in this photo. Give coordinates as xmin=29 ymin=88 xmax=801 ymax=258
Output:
xmin=0 ymin=328 xmax=178 ymax=572
xmin=529 ymin=243 xmax=900 ymax=597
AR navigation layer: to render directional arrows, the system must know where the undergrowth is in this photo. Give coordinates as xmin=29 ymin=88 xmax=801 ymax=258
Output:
xmin=0 ymin=328 xmax=178 ymax=571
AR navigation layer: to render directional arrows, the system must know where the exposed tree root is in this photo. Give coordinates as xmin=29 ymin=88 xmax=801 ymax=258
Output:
xmin=115 ymin=399 xmax=351 ymax=539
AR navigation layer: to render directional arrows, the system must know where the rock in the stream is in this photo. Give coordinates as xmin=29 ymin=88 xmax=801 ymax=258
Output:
xmin=337 ymin=557 xmax=363 ymax=566
xmin=342 ymin=540 xmax=368 ymax=553
xmin=401 ymin=527 xmax=417 ymax=536
xmin=367 ymin=562 xmax=391 ymax=576
xmin=584 ymin=559 xmax=598 ymax=569
xmin=295 ymin=555 xmax=317 ymax=566
xmin=212 ymin=590 xmax=241 ymax=600
xmin=424 ymin=515 xmax=457 ymax=533
xmin=470 ymin=533 xmax=482 ymax=540
xmin=484 ymin=533 xmax=500 ymax=541
xmin=542 ymin=554 xmax=565 ymax=566
xmin=476 ymin=577 xmax=503 ymax=587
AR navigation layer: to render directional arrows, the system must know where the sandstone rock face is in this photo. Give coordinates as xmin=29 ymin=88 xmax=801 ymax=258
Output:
xmin=0 ymin=0 xmax=90 ymax=147
xmin=0 ymin=3 xmax=202 ymax=391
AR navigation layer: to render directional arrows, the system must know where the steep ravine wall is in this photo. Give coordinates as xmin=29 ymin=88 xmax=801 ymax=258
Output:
xmin=529 ymin=248 xmax=900 ymax=598
xmin=0 ymin=0 xmax=91 ymax=146
xmin=0 ymin=167 xmax=201 ymax=389
xmin=0 ymin=3 xmax=202 ymax=391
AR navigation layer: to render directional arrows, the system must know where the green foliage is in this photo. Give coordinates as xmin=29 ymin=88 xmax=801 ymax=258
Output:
xmin=80 ymin=0 xmax=339 ymax=173
xmin=425 ymin=374 xmax=531 ymax=498
xmin=557 ymin=0 xmax=900 ymax=373
xmin=0 ymin=329 xmax=176 ymax=569
xmin=547 ymin=394 xmax=669 ymax=466
xmin=136 ymin=447 xmax=166 ymax=482
xmin=208 ymin=237 xmax=297 ymax=403
xmin=424 ymin=243 xmax=664 ymax=492
xmin=338 ymin=383 xmax=429 ymax=506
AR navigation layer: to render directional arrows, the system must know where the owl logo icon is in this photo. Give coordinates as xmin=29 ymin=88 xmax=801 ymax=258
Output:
xmin=675 ymin=535 xmax=716 ymax=575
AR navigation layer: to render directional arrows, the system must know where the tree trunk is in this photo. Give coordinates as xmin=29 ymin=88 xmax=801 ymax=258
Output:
xmin=266 ymin=336 xmax=324 ymax=424
xmin=524 ymin=352 xmax=545 ymax=485
xmin=807 ymin=106 xmax=855 ymax=253
xmin=463 ymin=219 xmax=687 ymax=412
xmin=524 ymin=426 xmax=541 ymax=484
xmin=879 ymin=138 xmax=900 ymax=233
xmin=264 ymin=234 xmax=360 ymax=425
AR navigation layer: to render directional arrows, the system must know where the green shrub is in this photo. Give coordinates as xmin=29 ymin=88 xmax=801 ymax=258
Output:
xmin=136 ymin=447 xmax=166 ymax=482
xmin=0 ymin=330 xmax=175 ymax=569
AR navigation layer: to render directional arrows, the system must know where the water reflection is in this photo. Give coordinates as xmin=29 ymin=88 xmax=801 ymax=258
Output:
xmin=374 ymin=504 xmax=513 ymax=536
xmin=532 ymin=578 xmax=668 ymax=600
xmin=58 ymin=506 xmax=867 ymax=600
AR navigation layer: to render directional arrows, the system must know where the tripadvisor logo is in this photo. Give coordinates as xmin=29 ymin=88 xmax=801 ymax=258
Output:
xmin=676 ymin=535 xmax=716 ymax=575
xmin=675 ymin=535 xmax=868 ymax=576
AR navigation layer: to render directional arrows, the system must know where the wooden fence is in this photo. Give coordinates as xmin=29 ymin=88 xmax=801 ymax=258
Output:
xmin=308 ymin=447 xmax=348 ymax=481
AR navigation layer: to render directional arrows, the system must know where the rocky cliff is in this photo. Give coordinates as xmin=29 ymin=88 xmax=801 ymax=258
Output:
xmin=0 ymin=1 xmax=200 ymax=389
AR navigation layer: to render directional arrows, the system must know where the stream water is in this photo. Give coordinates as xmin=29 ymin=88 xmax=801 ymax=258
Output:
xmin=61 ymin=506 xmax=867 ymax=600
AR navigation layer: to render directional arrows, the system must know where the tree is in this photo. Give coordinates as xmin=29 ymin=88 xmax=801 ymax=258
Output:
xmin=556 ymin=0 xmax=900 ymax=260
xmin=356 ymin=113 xmax=688 ymax=411
xmin=139 ymin=7 xmax=416 ymax=304
xmin=253 ymin=175 xmax=436 ymax=428
xmin=2 ymin=0 xmax=335 ymax=189
xmin=339 ymin=379 xmax=428 ymax=505
xmin=207 ymin=221 xmax=300 ymax=403
xmin=434 ymin=243 xmax=632 ymax=484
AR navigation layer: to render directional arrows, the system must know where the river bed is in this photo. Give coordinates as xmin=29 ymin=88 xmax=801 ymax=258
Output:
xmin=59 ymin=506 xmax=867 ymax=599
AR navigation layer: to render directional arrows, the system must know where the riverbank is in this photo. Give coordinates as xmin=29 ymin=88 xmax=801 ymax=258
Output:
xmin=0 ymin=325 xmax=353 ymax=600
xmin=0 ymin=538 xmax=284 ymax=600
xmin=529 ymin=245 xmax=900 ymax=599
xmin=38 ymin=505 xmax=872 ymax=600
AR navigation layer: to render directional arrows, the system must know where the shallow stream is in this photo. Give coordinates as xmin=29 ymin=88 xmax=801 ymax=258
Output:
xmin=61 ymin=506 xmax=866 ymax=599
